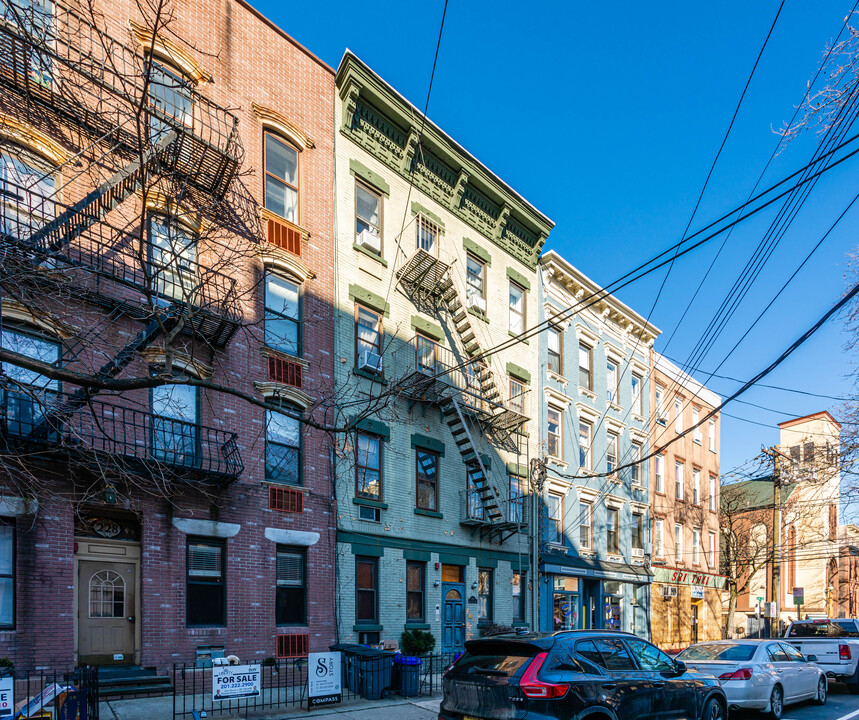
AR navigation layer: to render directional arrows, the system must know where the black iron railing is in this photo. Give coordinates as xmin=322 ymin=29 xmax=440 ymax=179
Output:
xmin=9 ymin=666 xmax=99 ymax=720
xmin=0 ymin=388 xmax=243 ymax=480
xmin=0 ymin=0 xmax=242 ymax=196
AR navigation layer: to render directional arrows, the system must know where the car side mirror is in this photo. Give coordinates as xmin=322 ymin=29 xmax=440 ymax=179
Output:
xmin=674 ymin=660 xmax=687 ymax=675
xmin=807 ymin=655 xmax=818 ymax=663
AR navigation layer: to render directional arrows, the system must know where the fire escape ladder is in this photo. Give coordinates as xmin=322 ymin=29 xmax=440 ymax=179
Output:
xmin=27 ymin=130 xmax=178 ymax=255
xmin=443 ymin=394 xmax=505 ymax=523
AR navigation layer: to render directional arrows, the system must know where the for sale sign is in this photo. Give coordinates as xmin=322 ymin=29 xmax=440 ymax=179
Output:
xmin=0 ymin=675 xmax=12 ymax=717
xmin=212 ymin=664 xmax=261 ymax=703
xmin=308 ymin=652 xmax=341 ymax=708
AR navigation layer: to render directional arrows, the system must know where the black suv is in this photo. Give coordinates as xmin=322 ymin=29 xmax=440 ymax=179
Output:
xmin=440 ymin=630 xmax=726 ymax=720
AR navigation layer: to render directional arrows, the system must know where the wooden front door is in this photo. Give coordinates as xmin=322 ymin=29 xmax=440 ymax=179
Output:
xmin=78 ymin=560 xmax=136 ymax=665
xmin=441 ymin=585 xmax=465 ymax=653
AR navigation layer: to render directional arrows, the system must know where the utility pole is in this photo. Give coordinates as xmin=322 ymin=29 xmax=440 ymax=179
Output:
xmin=530 ymin=457 xmax=546 ymax=633
xmin=764 ymin=446 xmax=790 ymax=638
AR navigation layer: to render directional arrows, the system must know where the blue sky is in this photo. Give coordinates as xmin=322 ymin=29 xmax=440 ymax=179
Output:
xmin=256 ymin=0 xmax=859 ymax=476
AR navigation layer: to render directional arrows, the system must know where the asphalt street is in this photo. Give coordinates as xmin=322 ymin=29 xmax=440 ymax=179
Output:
xmin=732 ymin=683 xmax=859 ymax=720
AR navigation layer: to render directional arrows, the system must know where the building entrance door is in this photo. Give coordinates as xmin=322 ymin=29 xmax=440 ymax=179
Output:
xmin=78 ymin=560 xmax=136 ymax=665
xmin=691 ymin=602 xmax=700 ymax=644
xmin=441 ymin=585 xmax=465 ymax=653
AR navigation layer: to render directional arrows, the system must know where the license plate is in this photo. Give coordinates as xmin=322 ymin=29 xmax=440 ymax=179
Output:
xmin=464 ymin=716 xmax=481 ymax=720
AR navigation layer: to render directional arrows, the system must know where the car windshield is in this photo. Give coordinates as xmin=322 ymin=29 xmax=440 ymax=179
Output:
xmin=451 ymin=651 xmax=531 ymax=677
xmin=787 ymin=621 xmax=859 ymax=638
xmin=677 ymin=643 xmax=756 ymax=662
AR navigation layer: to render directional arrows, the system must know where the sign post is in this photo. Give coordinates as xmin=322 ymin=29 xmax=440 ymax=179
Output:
xmin=308 ymin=652 xmax=342 ymax=709
xmin=212 ymin=664 xmax=261 ymax=703
xmin=793 ymin=587 xmax=804 ymax=620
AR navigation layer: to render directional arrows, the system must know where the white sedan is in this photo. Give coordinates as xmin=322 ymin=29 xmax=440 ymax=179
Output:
xmin=676 ymin=639 xmax=827 ymax=720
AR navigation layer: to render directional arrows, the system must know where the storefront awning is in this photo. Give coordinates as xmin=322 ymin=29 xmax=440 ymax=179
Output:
xmin=542 ymin=554 xmax=653 ymax=584
xmin=651 ymin=566 xmax=726 ymax=589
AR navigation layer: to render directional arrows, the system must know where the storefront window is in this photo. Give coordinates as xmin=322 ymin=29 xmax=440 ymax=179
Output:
xmin=604 ymin=581 xmax=623 ymax=631
xmin=553 ymin=576 xmax=579 ymax=631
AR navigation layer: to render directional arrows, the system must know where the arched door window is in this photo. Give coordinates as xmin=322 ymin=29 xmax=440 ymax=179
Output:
xmin=89 ymin=569 xmax=125 ymax=618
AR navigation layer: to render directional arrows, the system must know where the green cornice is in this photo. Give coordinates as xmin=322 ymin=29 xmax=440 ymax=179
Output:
xmin=349 ymin=283 xmax=389 ymax=316
xmin=349 ymin=159 xmax=390 ymax=196
xmin=463 ymin=237 xmax=491 ymax=266
xmin=353 ymin=417 xmax=391 ymax=439
xmin=411 ymin=433 xmax=445 ymax=456
xmin=411 ymin=201 xmax=445 ymax=230
xmin=506 ymin=362 xmax=531 ymax=385
xmin=411 ymin=315 xmax=444 ymax=342
xmin=506 ymin=462 xmax=529 ymax=477
xmin=336 ymin=53 xmax=553 ymax=271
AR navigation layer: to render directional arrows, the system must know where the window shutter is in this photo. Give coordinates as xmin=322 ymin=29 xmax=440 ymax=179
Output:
xmin=188 ymin=543 xmax=222 ymax=578
xmin=276 ymin=551 xmax=304 ymax=587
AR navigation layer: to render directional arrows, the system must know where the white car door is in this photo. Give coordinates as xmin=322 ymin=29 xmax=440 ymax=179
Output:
xmin=767 ymin=643 xmax=800 ymax=702
xmin=780 ymin=642 xmax=817 ymax=698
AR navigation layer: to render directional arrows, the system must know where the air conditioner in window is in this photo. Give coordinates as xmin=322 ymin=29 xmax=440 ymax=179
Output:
xmin=631 ymin=548 xmax=645 ymax=558
xmin=466 ymin=294 xmax=486 ymax=313
xmin=358 ymin=505 xmax=381 ymax=522
xmin=356 ymin=229 xmax=381 ymax=254
xmin=358 ymin=350 xmax=383 ymax=373
xmin=661 ymin=585 xmax=678 ymax=598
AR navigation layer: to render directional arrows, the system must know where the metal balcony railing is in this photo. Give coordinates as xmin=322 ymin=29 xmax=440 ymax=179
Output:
xmin=460 ymin=490 xmax=527 ymax=532
xmin=395 ymin=335 xmax=529 ymax=425
xmin=0 ymin=387 xmax=243 ymax=480
xmin=0 ymin=179 xmax=241 ymax=345
xmin=0 ymin=0 xmax=242 ymax=197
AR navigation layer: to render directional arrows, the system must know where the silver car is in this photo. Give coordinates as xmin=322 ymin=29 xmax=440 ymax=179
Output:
xmin=676 ymin=639 xmax=827 ymax=719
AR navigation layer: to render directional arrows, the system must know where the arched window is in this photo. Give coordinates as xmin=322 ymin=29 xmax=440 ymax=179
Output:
xmin=148 ymin=215 xmax=199 ymax=302
xmin=266 ymin=402 xmax=301 ymax=485
xmin=264 ymin=133 xmax=299 ymax=223
xmin=264 ymin=270 xmax=301 ymax=357
xmin=89 ymin=569 xmax=125 ymax=618
xmin=0 ymin=324 xmax=60 ymax=436
xmin=0 ymin=143 xmax=56 ymax=242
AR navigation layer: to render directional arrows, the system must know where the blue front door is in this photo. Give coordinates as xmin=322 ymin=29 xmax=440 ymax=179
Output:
xmin=441 ymin=584 xmax=465 ymax=653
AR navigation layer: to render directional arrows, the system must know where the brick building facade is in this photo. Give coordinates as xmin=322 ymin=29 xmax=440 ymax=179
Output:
xmin=0 ymin=0 xmax=336 ymax=672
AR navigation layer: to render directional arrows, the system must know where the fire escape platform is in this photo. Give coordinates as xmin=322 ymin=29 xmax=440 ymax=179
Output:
xmin=396 ymin=249 xmax=451 ymax=301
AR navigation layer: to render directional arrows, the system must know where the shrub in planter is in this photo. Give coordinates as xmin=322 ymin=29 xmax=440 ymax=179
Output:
xmin=400 ymin=629 xmax=436 ymax=657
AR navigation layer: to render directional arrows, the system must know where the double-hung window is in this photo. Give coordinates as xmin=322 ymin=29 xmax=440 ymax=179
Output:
xmin=356 ymin=305 xmax=382 ymax=369
xmin=355 ymin=182 xmax=382 ymax=254
xmin=655 ymin=384 xmax=666 ymax=422
xmin=674 ymin=397 xmax=683 ymax=433
xmin=709 ymin=475 xmax=717 ymax=512
xmin=151 ymin=383 xmax=199 ymax=468
xmin=606 ymin=432 xmax=619 ymax=474
xmin=708 ymin=531 xmax=716 ymax=568
xmin=674 ymin=524 xmax=683 ymax=564
xmin=266 ymin=404 xmax=301 ymax=485
xmin=509 ymin=475 xmax=524 ymax=523
xmin=631 ymin=442 xmax=642 ymax=485
xmin=508 ymin=281 xmax=525 ymax=335
xmin=654 ymin=519 xmax=664 ymax=557
xmin=355 ymin=556 xmax=378 ymax=623
xmin=356 ymin=431 xmax=382 ymax=501
xmin=606 ymin=361 xmax=618 ymax=404
xmin=655 ymin=454 xmax=664 ymax=493
xmin=579 ymin=343 xmax=592 ymax=390
xmin=265 ymin=132 xmax=299 ymax=222
xmin=709 ymin=419 xmax=716 ymax=452
xmin=0 ymin=525 xmax=13 ymax=628
xmin=0 ymin=0 xmax=53 ymax=88
xmin=632 ymin=514 xmax=643 ymax=551
xmin=512 ymin=572 xmax=525 ymax=622
xmin=579 ymin=501 xmax=592 ymax=550
xmin=276 ymin=546 xmax=306 ymax=625
xmin=149 ymin=63 xmax=194 ymax=143
xmin=149 ymin=218 xmax=198 ymax=302
xmin=607 ymin=508 xmax=619 ymax=555
xmin=631 ymin=373 xmax=643 ymax=415
xmin=548 ymin=327 xmax=562 ymax=374
xmin=547 ymin=406 xmax=562 ymax=459
xmin=265 ymin=272 xmax=301 ymax=356
xmin=547 ymin=493 xmax=563 ymax=544
xmin=692 ymin=406 xmax=702 ymax=444
xmin=692 ymin=528 xmax=701 ymax=565
xmin=693 ymin=468 xmax=701 ymax=505
xmin=0 ymin=326 xmax=60 ymax=436
xmin=675 ymin=461 xmax=684 ymax=501
xmin=406 ymin=561 xmax=425 ymax=622
xmin=187 ymin=539 xmax=225 ymax=626
xmin=509 ymin=377 xmax=526 ymax=416
xmin=0 ymin=146 xmax=56 ymax=241
xmin=466 ymin=255 xmax=486 ymax=309
xmin=478 ymin=569 xmax=493 ymax=622
xmin=579 ymin=419 xmax=592 ymax=471
xmin=416 ymin=214 xmax=441 ymax=255
xmin=415 ymin=448 xmax=439 ymax=511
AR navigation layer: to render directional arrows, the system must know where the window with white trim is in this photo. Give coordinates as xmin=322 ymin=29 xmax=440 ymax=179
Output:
xmin=654 ymin=518 xmax=664 ymax=557
xmin=674 ymin=524 xmax=683 ymax=564
xmin=709 ymin=475 xmax=717 ymax=512
xmin=655 ymin=454 xmax=664 ymax=494
xmin=265 ymin=132 xmax=299 ymax=222
xmin=692 ymin=528 xmax=700 ymax=565
xmin=675 ymin=461 xmax=684 ymax=501
xmin=692 ymin=406 xmax=702 ymax=444
xmin=693 ymin=468 xmax=700 ymax=505
xmin=674 ymin=397 xmax=683 ymax=433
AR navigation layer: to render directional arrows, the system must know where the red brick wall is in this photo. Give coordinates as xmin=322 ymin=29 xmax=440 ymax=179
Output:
xmin=0 ymin=0 xmax=336 ymax=672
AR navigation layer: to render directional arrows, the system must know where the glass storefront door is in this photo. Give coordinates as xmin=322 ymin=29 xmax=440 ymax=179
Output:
xmin=604 ymin=581 xmax=623 ymax=631
xmin=553 ymin=576 xmax=579 ymax=631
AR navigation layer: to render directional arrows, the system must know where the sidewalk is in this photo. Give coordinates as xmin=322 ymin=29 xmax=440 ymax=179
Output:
xmin=99 ymin=693 xmax=443 ymax=720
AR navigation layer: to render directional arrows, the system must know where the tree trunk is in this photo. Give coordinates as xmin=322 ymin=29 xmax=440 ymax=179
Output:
xmin=725 ymin=582 xmax=738 ymax=639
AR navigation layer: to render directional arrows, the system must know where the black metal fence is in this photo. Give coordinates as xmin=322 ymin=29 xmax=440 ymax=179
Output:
xmin=12 ymin=666 xmax=99 ymax=720
xmin=172 ymin=653 xmax=458 ymax=719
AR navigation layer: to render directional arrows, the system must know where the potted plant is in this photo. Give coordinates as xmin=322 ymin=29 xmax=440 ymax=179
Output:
xmin=396 ymin=630 xmax=436 ymax=697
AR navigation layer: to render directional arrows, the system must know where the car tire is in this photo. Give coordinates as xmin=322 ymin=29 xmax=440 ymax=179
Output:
xmin=700 ymin=697 xmax=724 ymax=720
xmin=813 ymin=676 xmax=827 ymax=705
xmin=765 ymin=685 xmax=783 ymax=720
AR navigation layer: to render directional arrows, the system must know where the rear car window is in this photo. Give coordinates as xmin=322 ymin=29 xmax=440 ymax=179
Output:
xmin=678 ymin=643 xmax=756 ymax=662
xmin=452 ymin=651 xmax=531 ymax=677
xmin=788 ymin=621 xmax=859 ymax=638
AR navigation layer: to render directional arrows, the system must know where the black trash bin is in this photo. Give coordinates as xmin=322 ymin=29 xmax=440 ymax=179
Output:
xmin=394 ymin=655 xmax=421 ymax=697
xmin=330 ymin=644 xmax=395 ymax=699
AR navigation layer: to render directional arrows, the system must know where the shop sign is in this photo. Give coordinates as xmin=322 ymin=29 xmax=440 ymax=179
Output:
xmin=690 ymin=586 xmax=705 ymax=599
xmin=793 ymin=587 xmax=804 ymax=606
xmin=0 ymin=675 xmax=12 ymax=717
xmin=308 ymin=652 xmax=342 ymax=708
xmin=652 ymin=567 xmax=726 ymax=589
xmin=213 ymin=664 xmax=261 ymax=702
